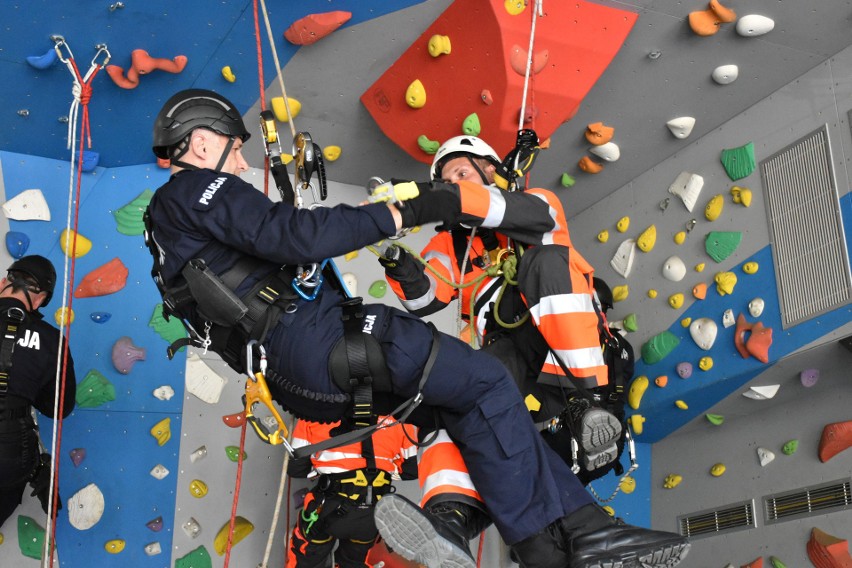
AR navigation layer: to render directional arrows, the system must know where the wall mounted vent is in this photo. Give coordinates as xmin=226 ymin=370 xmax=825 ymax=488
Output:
xmin=764 ymin=478 xmax=852 ymax=525
xmin=677 ymin=499 xmax=756 ymax=539
xmin=760 ymin=124 xmax=852 ymax=328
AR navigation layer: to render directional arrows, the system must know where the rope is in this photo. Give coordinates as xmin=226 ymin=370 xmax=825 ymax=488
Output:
xmin=586 ymin=462 xmax=639 ymax=504
xmin=260 ymin=422 xmax=295 ymax=567
xmin=476 ymin=529 xmax=485 ymax=567
xmin=222 ymin=417 xmax=248 ymax=567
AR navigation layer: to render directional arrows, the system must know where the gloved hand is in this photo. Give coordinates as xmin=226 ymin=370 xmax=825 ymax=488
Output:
xmin=378 ymin=244 xmax=423 ymax=282
xmin=395 ymin=180 xmax=461 ymax=228
xmin=29 ymin=453 xmax=61 ymax=514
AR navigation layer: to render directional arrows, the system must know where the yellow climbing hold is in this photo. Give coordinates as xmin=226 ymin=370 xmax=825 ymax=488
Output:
xmin=730 ymin=185 xmax=752 ymax=207
xmin=743 ymin=261 xmax=759 ymax=274
xmin=54 ymin=307 xmax=74 ymax=326
xmin=405 ymin=79 xmax=427 ymax=109
xmin=714 ymin=271 xmax=737 ymax=295
xmin=628 ymin=414 xmax=645 ymax=435
xmin=673 ymin=231 xmax=686 ymax=245
xmin=271 ymin=97 xmax=301 ymax=123
xmin=214 ymin=516 xmax=254 ymax=556
xmin=675 ymin=400 xmax=688 ymax=410
xmin=627 ymin=375 xmax=649 ymax=410
xmin=60 ymin=229 xmax=92 ymax=258
xmin=668 ymin=293 xmax=684 ymax=309
xmin=427 ymin=34 xmax=451 ymax=57
xmin=612 ymin=285 xmax=629 ymax=302
xmin=221 ymin=66 xmax=236 ymax=83
xmin=680 ymin=317 xmax=691 ymax=328
xmin=663 ymin=474 xmax=683 ymax=489
xmin=647 ymin=289 xmax=658 ymax=299
xmin=189 ymin=479 xmax=208 ymax=498
xmin=504 ymin=0 xmax=526 ymax=15
xmin=616 ymin=216 xmax=630 ymax=233
xmin=344 ymin=250 xmax=359 ymax=261
xmin=105 ymin=539 xmax=125 ymax=554
xmin=597 ymin=230 xmax=609 ymax=243
xmin=710 ymin=463 xmax=726 ymax=477
xmin=524 ymin=393 xmax=541 ymax=413
xmin=637 ymin=225 xmax=657 ymax=252
xmin=699 ymin=356 xmax=714 ymax=371
xmin=619 ymin=476 xmax=636 ymax=494
xmin=704 ymin=194 xmax=724 ymax=221
xmin=150 ymin=417 xmax=171 ymax=446
xmin=602 ymin=505 xmax=616 ymax=516
xmin=695 ymin=263 xmax=705 ymax=272
xmin=323 ymin=146 xmax=341 ymax=162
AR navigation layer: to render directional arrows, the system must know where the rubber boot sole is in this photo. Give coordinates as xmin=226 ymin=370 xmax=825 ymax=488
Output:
xmin=580 ymin=408 xmax=623 ymax=453
xmin=572 ymin=540 xmax=691 ymax=568
xmin=374 ymin=494 xmax=476 ymax=568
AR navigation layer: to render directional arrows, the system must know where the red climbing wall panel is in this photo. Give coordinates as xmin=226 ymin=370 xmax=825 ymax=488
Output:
xmin=361 ymin=0 xmax=637 ymax=161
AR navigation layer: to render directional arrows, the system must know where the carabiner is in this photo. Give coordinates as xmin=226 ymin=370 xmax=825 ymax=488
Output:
xmin=52 ymin=35 xmax=72 ymax=63
xmin=245 ymin=340 xmax=267 ymax=380
xmin=92 ymin=43 xmax=111 ymax=68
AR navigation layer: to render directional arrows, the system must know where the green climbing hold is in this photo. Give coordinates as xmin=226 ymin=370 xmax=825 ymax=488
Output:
xmin=225 ymin=446 xmax=247 ymax=462
xmin=76 ymin=369 xmax=116 ymax=408
xmin=368 ymin=280 xmax=388 ymax=298
xmin=149 ymin=304 xmax=188 ymax=350
xmin=782 ymin=439 xmax=798 ymax=455
xmin=705 ymin=413 xmax=724 ymax=426
xmin=720 ymin=142 xmax=756 ymax=181
xmin=175 ymin=545 xmax=213 ymax=568
xmin=622 ymin=313 xmax=638 ymax=332
xmin=641 ymin=331 xmax=680 ymax=364
xmin=462 ymin=113 xmax=481 ymax=136
xmin=769 ymin=556 xmax=787 ymax=568
xmin=417 ymin=135 xmax=440 ymax=155
xmin=18 ymin=515 xmax=45 ymax=559
xmin=113 ymin=189 xmax=154 ymax=236
xmin=704 ymin=231 xmax=742 ymax=263
xmin=560 ymin=173 xmax=576 ymax=187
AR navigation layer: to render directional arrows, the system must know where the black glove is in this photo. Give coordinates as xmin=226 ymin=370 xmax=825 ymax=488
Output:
xmin=29 ymin=453 xmax=61 ymax=514
xmin=396 ymin=180 xmax=461 ymax=228
xmin=378 ymin=244 xmax=424 ymax=282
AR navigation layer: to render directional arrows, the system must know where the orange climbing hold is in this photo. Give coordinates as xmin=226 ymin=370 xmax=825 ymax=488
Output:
xmin=578 ymin=156 xmax=603 ymax=174
xmin=222 ymin=411 xmax=247 ymax=428
xmin=74 ymin=258 xmax=129 ymax=298
xmin=734 ymin=314 xmax=773 ymax=364
xmin=688 ymin=0 xmax=736 ymax=36
xmin=106 ymin=49 xmax=187 ymax=89
xmin=585 ymin=122 xmax=615 ymax=146
xmin=818 ymin=420 xmax=852 ymax=463
xmin=808 ymin=527 xmax=852 ymax=568
xmin=741 ymin=559 xmax=762 ymax=568
xmin=284 ymin=11 xmax=352 ymax=45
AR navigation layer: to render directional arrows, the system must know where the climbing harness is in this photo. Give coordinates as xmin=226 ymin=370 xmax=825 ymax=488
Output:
xmin=0 ymin=307 xmax=26 ymax=397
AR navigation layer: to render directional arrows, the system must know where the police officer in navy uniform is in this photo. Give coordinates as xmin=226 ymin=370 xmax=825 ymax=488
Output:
xmin=0 ymin=255 xmax=76 ymax=528
xmin=144 ymin=89 xmax=689 ymax=568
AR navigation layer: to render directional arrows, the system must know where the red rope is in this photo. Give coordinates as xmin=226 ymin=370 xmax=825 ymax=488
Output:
xmin=476 ymin=529 xmax=485 ymax=567
xmin=223 ymin=417 xmax=249 ymax=566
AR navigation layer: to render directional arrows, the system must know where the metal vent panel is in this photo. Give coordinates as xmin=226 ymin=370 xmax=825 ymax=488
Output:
xmin=764 ymin=478 xmax=852 ymax=525
xmin=677 ymin=499 xmax=756 ymax=539
xmin=759 ymin=125 xmax=852 ymax=328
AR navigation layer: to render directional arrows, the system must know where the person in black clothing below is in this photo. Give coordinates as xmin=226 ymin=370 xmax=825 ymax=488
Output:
xmin=0 ymin=255 xmax=76 ymax=528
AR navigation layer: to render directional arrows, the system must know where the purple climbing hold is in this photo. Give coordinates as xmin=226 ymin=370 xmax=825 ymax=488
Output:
xmin=111 ymin=336 xmax=146 ymax=375
xmin=69 ymin=448 xmax=86 ymax=467
xmin=146 ymin=516 xmax=164 ymax=532
xmin=800 ymin=368 xmax=819 ymax=387
xmin=676 ymin=361 xmax=693 ymax=379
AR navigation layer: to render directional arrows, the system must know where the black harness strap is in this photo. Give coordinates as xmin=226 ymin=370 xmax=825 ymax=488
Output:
xmin=0 ymin=307 xmax=26 ymax=397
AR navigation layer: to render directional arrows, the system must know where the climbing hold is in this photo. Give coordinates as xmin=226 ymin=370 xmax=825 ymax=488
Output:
xmin=666 ymin=117 xmax=695 ymax=139
xmin=112 ymin=336 xmax=146 ymax=374
xmin=818 ymin=420 xmax=852 ymax=462
xmin=668 ymin=172 xmax=704 ymax=212
xmin=105 ymin=539 xmax=126 ymax=554
xmin=680 ymin=318 xmax=691 ymax=328
xmin=145 ymin=542 xmax=162 ymax=556
xmin=2 ymin=189 xmax=51 ymax=221
xmin=712 ymin=64 xmax=739 ymax=85
xmin=668 ymin=293 xmax=684 ymax=309
xmin=150 ymin=303 xmax=188 ymax=349
xmin=743 ymin=261 xmax=759 ymax=275
xmin=689 ymin=318 xmax=718 ymax=350
xmin=675 ymin=400 xmax=688 ymax=410
xmin=800 ymin=368 xmax=820 ymax=388
xmin=757 ymin=447 xmax=775 ymax=466
xmin=76 ymin=369 xmax=116 ymax=408
xmin=704 ymin=194 xmax=724 ymax=221
xmin=722 ymin=309 xmax=736 ymax=328
xmin=368 ymin=280 xmax=387 ymax=298
xmin=427 ymin=34 xmax=451 ymax=57
xmin=662 ymin=474 xmax=682 ymax=489
xmin=627 ymin=375 xmax=649 ymax=410
xmin=734 ymin=314 xmax=773 ymax=363
xmin=271 ymin=97 xmax=301 ymax=123
xmin=525 ymin=393 xmax=542 ymax=413
xmin=807 ymin=527 xmax=852 ymax=568
xmin=692 ymin=283 xmax=707 ymax=300
xmin=768 ymin=556 xmax=786 ymax=568
xmin=636 ymin=225 xmax=656 ymax=252
xmin=709 ymin=463 xmax=726 ymax=477
xmin=480 ymin=90 xmax=493 ymax=105
xmin=714 ymin=271 xmax=737 ymax=295
xmin=686 ymin=219 xmax=698 ymax=233
xmin=782 ymin=440 xmax=798 ymax=455
xmin=417 ymin=135 xmax=440 ymax=155
xmin=504 ymin=0 xmax=526 ymax=15
xmin=736 ymin=15 xmax=775 ymax=37
xmin=221 ymin=66 xmax=236 ymax=82
xmin=589 ymin=142 xmax=620 ymax=162
xmin=405 ymin=79 xmax=427 ymax=109
xmin=54 ymin=307 xmax=74 ymax=326
xmin=721 ymin=142 xmax=756 ymax=181
xmin=647 ymin=289 xmax=657 ymax=299
xmin=628 ymin=414 xmax=645 ymax=435
xmin=17 ymin=516 xmax=45 ymax=559
xmin=695 ymin=262 xmax=705 ymax=272
xmin=616 ymin=216 xmax=630 ymax=232
xmin=462 ymin=113 xmax=481 ymax=136
xmin=225 ymin=446 xmax=247 ymax=462
xmin=284 ymin=11 xmax=352 ymax=45
xmin=688 ymin=0 xmax=736 ymax=36
xmin=612 ymin=285 xmax=629 ymax=303
xmin=106 ymin=49 xmax=188 ymax=89
xmin=78 ymin=150 xmax=100 ymax=172
xmin=748 ymin=298 xmax=765 ymax=317
xmin=641 ymin=331 xmax=680 ymax=364
xmin=705 ymin=413 xmax=724 ymax=426
xmin=182 ymin=518 xmax=202 ymax=539
xmin=5 ymin=231 xmax=30 ymax=258
xmin=673 ymin=231 xmax=686 ymax=245
xmin=186 ymin=353 xmax=228 ymax=404
xmin=344 ymin=250 xmax=359 ymax=261
xmin=190 ymin=479 xmax=209 ymax=498
xmin=662 ymin=255 xmax=686 ymax=281
xmin=509 ymin=44 xmax=549 ymax=76
xmin=619 ymin=476 xmax=636 ymax=494
xmin=706 ymin=230 xmax=742 ymax=261
xmin=610 ymin=239 xmax=636 ymax=277
xmin=150 ymin=464 xmax=170 ymax=480
xmin=730 ymin=185 xmax=753 ymax=206
xmin=150 ymin=417 xmax=171 ymax=446
xmin=585 ymin=122 xmax=614 ymax=146
xmin=698 ymin=356 xmax=714 ymax=371
xmin=70 ymin=447 xmax=86 ymax=467
xmin=153 ymin=385 xmax=175 ymax=401
xmin=622 ymin=313 xmax=638 ymax=332
xmin=578 ymin=156 xmax=603 ymax=174
xmin=74 ymin=257 xmax=129 ymax=298
xmin=214 ymin=516 xmax=255 ymax=555
xmin=222 ymin=411 xmax=247 ymax=428
xmin=323 ymin=146 xmax=341 ymax=162
xmin=190 ymin=446 xmax=208 ymax=464
xmin=147 ymin=516 xmax=164 ymax=532
xmin=68 ymin=483 xmax=106 ymax=530
xmin=114 ymin=189 xmax=154 ymax=236
xmin=175 ymin=545 xmax=211 ymax=568
xmin=743 ymin=385 xmax=780 ymax=400
xmin=340 ymin=272 xmax=357 ymax=297
xmin=26 ymin=47 xmax=58 ymax=69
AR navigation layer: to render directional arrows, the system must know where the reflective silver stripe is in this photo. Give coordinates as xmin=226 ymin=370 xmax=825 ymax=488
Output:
xmin=482 ymin=185 xmax=507 ymax=227
xmin=529 ymin=293 xmax=595 ymax=320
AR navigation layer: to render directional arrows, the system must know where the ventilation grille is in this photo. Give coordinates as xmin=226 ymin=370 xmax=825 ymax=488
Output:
xmin=677 ymin=499 xmax=756 ymax=539
xmin=764 ymin=478 xmax=852 ymax=524
xmin=759 ymin=125 xmax=852 ymax=328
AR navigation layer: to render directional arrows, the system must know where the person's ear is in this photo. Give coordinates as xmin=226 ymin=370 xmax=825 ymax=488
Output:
xmin=29 ymin=290 xmax=47 ymax=311
xmin=189 ymin=131 xmax=207 ymax=158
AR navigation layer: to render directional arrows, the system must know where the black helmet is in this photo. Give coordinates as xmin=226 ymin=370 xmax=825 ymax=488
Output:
xmin=152 ymin=89 xmax=250 ymax=159
xmin=8 ymin=255 xmax=56 ymax=307
xmin=592 ymin=277 xmax=613 ymax=313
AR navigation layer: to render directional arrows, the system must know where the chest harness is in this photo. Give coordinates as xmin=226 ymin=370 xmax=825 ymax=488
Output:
xmin=0 ymin=306 xmax=32 ymax=421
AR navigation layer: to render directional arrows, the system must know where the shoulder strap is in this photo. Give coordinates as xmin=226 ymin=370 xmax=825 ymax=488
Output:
xmin=0 ymin=307 xmax=26 ymax=396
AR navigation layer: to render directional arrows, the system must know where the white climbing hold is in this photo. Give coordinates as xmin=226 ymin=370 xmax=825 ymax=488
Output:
xmin=610 ymin=239 xmax=636 ymax=278
xmin=712 ymin=64 xmax=739 ymax=85
xmin=722 ymin=309 xmax=736 ymax=328
xmin=689 ymin=318 xmax=718 ymax=350
xmin=190 ymin=445 xmax=208 ymax=463
xmin=182 ymin=517 xmax=202 ymax=539
xmin=2 ymin=189 xmax=51 ymax=221
xmin=185 ymin=353 xmax=228 ymax=404
xmin=153 ymin=385 xmax=175 ymax=401
xmin=757 ymin=447 xmax=775 ymax=467
xmin=743 ymin=384 xmax=780 ymax=400
xmin=668 ymin=172 xmax=704 ymax=212
xmin=666 ymin=117 xmax=696 ymax=139
xmin=150 ymin=464 xmax=170 ymax=479
xmin=341 ymin=272 xmax=358 ymax=296
xmin=736 ymin=15 xmax=775 ymax=37
xmin=68 ymin=483 xmax=106 ymax=530
xmin=661 ymin=256 xmax=686 ymax=282
xmin=589 ymin=142 xmax=620 ymax=162
xmin=749 ymin=297 xmax=765 ymax=317
xmin=144 ymin=542 xmax=162 ymax=556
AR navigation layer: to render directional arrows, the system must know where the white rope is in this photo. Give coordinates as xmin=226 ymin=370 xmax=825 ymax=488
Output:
xmin=259 ymin=420 xmax=296 ymax=567
xmin=516 ymin=0 xmax=544 ymax=132
xmin=259 ymin=0 xmax=297 ymax=139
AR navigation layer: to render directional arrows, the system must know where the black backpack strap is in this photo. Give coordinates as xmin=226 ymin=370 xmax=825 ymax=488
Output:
xmin=0 ymin=307 xmax=26 ymax=397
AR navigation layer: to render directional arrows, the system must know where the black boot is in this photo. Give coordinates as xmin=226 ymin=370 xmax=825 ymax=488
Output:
xmin=509 ymin=521 xmax=571 ymax=568
xmin=373 ymin=494 xmax=476 ymax=568
xmin=565 ymin=398 xmax=622 ymax=456
xmin=560 ymin=504 xmax=690 ymax=568
xmin=429 ymin=499 xmax=492 ymax=541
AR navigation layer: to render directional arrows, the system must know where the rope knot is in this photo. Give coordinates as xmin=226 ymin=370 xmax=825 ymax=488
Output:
xmin=78 ymin=83 xmax=93 ymax=105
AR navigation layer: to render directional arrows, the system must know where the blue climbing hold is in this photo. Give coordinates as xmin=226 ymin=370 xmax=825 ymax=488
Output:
xmin=90 ymin=312 xmax=112 ymax=324
xmin=5 ymin=231 xmax=30 ymax=259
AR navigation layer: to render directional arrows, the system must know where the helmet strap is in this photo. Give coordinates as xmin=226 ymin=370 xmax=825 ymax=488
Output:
xmin=214 ymin=137 xmax=236 ymax=173
xmin=466 ymin=156 xmax=490 ymax=185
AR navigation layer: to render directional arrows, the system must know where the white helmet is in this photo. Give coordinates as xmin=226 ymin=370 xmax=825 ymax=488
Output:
xmin=431 ymin=136 xmax=500 ymax=180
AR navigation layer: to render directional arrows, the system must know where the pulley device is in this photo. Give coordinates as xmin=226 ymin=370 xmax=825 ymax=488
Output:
xmin=492 ymin=129 xmax=541 ymax=192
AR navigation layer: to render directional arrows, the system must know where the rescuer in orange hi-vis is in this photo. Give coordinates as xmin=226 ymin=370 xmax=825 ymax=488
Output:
xmin=286 ymin=417 xmax=418 ymax=568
